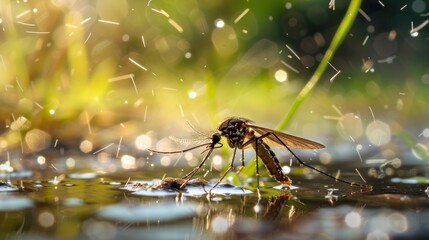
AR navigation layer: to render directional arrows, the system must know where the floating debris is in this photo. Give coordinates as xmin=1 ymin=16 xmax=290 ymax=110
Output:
xmin=124 ymin=177 xmax=252 ymax=197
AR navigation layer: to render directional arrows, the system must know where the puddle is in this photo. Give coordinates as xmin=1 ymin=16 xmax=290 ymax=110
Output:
xmin=1 ymin=159 xmax=429 ymax=240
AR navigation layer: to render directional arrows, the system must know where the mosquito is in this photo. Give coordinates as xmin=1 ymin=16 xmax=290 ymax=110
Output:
xmin=149 ymin=117 xmax=370 ymax=193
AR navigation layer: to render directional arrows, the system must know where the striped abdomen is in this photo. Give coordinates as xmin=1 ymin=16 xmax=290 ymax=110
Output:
xmin=252 ymin=139 xmax=292 ymax=185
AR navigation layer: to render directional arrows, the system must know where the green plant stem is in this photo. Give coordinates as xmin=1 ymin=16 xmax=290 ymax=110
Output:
xmin=276 ymin=0 xmax=362 ymax=131
xmin=240 ymin=0 xmax=362 ymax=178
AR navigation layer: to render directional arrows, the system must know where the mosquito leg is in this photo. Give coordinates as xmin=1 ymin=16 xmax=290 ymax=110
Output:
xmin=267 ymin=132 xmax=370 ymax=188
xmin=180 ymin=148 xmax=214 ymax=188
xmin=255 ymin=137 xmax=260 ymax=191
xmin=241 ymin=148 xmax=245 ymax=167
xmin=236 ymin=149 xmax=246 ymax=174
xmin=208 ymin=147 xmax=238 ymax=193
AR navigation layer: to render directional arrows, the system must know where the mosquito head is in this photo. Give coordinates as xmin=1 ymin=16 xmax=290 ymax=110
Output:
xmin=218 ymin=117 xmax=248 ymax=148
xmin=210 ymin=133 xmax=222 ymax=147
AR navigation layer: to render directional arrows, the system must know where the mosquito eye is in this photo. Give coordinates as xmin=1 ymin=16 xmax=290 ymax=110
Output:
xmin=213 ymin=133 xmax=221 ymax=143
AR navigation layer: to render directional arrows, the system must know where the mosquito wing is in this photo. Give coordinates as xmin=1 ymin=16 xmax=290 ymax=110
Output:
xmin=169 ymin=134 xmax=213 ymax=146
xmin=247 ymin=124 xmax=325 ymax=149
xmin=168 ymin=121 xmax=218 ymax=146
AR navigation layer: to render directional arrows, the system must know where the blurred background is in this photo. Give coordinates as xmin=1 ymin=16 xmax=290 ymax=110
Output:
xmin=0 ymin=0 xmax=428 ymax=176
xmin=1 ymin=1 xmax=429 ymax=239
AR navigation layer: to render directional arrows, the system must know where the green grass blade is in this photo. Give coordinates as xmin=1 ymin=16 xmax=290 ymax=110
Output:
xmin=241 ymin=0 xmax=362 ymax=178
xmin=276 ymin=0 xmax=362 ymax=131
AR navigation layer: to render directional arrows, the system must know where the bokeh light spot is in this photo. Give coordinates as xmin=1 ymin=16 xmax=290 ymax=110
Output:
xmin=412 ymin=0 xmax=426 ymax=13
xmin=160 ymin=156 xmax=171 ymax=167
xmin=135 ymin=134 xmax=152 ymax=150
xmin=212 ymin=216 xmax=229 ymax=233
xmin=387 ymin=212 xmax=408 ymax=233
xmin=319 ymin=151 xmax=332 ymax=164
xmin=25 ymin=129 xmax=51 ymax=152
xmin=212 ymin=155 xmax=223 ymax=171
xmin=80 ymin=140 xmax=93 ymax=153
xmin=366 ymin=120 xmax=391 ymax=146
xmin=66 ymin=158 xmax=75 ymax=169
xmin=121 ymin=155 xmax=136 ymax=169
xmin=37 ymin=156 xmax=46 ymax=165
xmin=188 ymin=90 xmax=197 ymax=99
xmin=214 ymin=19 xmax=225 ymax=28
xmin=345 ymin=211 xmax=362 ymax=228
xmin=38 ymin=211 xmax=55 ymax=228
xmin=274 ymin=69 xmax=288 ymax=82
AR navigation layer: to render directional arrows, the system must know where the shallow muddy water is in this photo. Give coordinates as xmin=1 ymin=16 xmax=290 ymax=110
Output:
xmin=1 ymin=155 xmax=429 ymax=240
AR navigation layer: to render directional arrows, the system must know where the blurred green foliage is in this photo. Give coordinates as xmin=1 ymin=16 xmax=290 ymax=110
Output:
xmin=0 ymin=0 xmax=428 ymax=162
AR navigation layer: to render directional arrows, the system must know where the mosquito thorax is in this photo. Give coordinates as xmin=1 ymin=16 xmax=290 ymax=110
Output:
xmin=218 ymin=117 xmax=248 ymax=148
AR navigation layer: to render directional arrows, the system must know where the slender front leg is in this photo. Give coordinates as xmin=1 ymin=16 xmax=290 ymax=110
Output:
xmin=180 ymin=147 xmax=214 ymax=188
xmin=254 ymin=137 xmax=263 ymax=199
xmin=208 ymin=147 xmax=238 ymax=193
xmin=236 ymin=149 xmax=246 ymax=174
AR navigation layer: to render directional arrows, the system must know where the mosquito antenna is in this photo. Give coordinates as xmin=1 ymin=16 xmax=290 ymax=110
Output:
xmin=186 ymin=120 xmax=210 ymax=137
xmin=269 ymin=133 xmax=371 ymax=189
xmin=148 ymin=142 xmax=212 ymax=154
